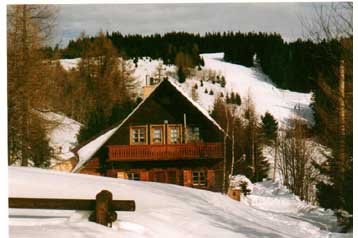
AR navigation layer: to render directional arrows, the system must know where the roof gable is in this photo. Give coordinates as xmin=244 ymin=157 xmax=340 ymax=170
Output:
xmin=73 ymin=78 xmax=225 ymax=172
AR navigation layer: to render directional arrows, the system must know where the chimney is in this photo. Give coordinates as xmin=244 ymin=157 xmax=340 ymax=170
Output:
xmin=142 ymin=75 xmax=156 ymax=98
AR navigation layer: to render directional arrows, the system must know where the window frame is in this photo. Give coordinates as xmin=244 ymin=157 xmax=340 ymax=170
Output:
xmin=187 ymin=126 xmax=201 ymax=142
xmin=127 ymin=172 xmax=140 ymax=181
xmin=130 ymin=125 xmax=148 ymax=145
xmin=192 ymin=171 xmax=207 ymax=186
xmin=150 ymin=124 xmax=165 ymax=144
xmin=167 ymin=124 xmax=182 ymax=144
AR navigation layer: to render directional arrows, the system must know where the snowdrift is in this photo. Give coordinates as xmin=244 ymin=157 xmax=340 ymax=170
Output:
xmin=9 ymin=167 xmax=342 ymax=238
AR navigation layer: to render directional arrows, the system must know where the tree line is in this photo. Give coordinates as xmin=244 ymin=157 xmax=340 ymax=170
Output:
xmin=47 ymin=31 xmax=347 ymax=94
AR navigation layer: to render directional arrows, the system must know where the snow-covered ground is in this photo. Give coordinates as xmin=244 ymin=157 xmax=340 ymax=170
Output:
xmin=197 ymin=53 xmax=313 ymax=125
xmin=39 ymin=111 xmax=81 ymax=163
xmin=9 ymin=167 xmax=350 ymax=238
xmin=59 ymin=58 xmax=81 ymax=71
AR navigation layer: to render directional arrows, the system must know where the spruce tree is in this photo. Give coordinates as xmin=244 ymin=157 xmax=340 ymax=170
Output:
xmin=235 ymin=93 xmax=241 ymax=105
xmin=260 ymin=112 xmax=278 ymax=145
xmin=177 ymin=65 xmax=186 ymax=83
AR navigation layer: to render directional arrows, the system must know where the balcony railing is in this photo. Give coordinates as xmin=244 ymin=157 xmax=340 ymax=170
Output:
xmin=108 ymin=143 xmax=224 ymax=161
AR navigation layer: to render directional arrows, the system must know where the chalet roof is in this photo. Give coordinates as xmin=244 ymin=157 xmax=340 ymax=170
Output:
xmin=72 ymin=78 xmax=225 ymax=172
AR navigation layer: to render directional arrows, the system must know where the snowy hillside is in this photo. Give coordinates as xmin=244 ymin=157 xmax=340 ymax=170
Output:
xmin=131 ymin=53 xmax=313 ymax=126
xmin=39 ymin=111 xmax=82 ymax=163
xmin=9 ymin=167 xmax=349 ymax=238
xmin=60 ymin=52 xmax=313 ymax=126
xmin=199 ymin=53 xmax=313 ymax=125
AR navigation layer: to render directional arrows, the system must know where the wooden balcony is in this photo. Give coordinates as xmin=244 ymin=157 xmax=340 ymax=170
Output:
xmin=108 ymin=143 xmax=224 ymax=161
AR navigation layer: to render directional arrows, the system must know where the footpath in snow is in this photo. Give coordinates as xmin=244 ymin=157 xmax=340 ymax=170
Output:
xmin=8 ymin=167 xmax=349 ymax=238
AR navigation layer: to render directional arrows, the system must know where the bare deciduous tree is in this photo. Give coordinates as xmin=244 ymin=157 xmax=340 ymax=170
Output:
xmin=7 ymin=5 xmax=57 ymax=167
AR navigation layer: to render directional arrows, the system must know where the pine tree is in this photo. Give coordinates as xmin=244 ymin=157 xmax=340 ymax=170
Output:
xmin=243 ymin=95 xmax=269 ymax=182
xmin=260 ymin=112 xmax=278 ymax=145
xmin=220 ymin=76 xmax=226 ymax=88
xmin=235 ymin=93 xmax=241 ymax=105
xmin=177 ymin=65 xmax=186 ymax=83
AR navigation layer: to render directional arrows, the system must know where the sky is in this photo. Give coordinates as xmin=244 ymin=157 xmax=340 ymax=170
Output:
xmin=55 ymin=3 xmax=324 ymax=46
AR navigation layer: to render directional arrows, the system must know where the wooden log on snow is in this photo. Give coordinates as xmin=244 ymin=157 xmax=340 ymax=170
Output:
xmin=9 ymin=197 xmax=135 ymax=211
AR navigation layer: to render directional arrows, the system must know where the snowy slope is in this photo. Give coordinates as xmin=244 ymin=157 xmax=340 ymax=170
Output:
xmin=59 ymin=58 xmax=81 ymax=71
xmin=60 ymin=53 xmax=313 ymax=126
xmin=195 ymin=53 xmax=313 ymax=125
xmin=131 ymin=53 xmax=313 ymax=126
xmin=9 ymin=167 xmax=349 ymax=238
xmin=39 ymin=112 xmax=81 ymax=163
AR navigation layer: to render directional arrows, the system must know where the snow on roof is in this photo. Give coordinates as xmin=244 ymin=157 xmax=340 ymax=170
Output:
xmin=72 ymin=82 xmax=162 ymax=172
xmin=73 ymin=78 xmax=225 ymax=173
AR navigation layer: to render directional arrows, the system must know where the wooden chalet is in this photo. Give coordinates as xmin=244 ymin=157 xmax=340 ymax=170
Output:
xmin=73 ymin=78 xmax=226 ymax=192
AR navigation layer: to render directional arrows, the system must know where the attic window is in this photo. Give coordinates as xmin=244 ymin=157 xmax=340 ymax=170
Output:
xmin=153 ymin=128 xmax=162 ymax=143
xmin=168 ymin=124 xmax=182 ymax=144
xmin=187 ymin=127 xmax=200 ymax=142
xmin=131 ymin=126 xmax=147 ymax=144
xmin=150 ymin=125 xmax=164 ymax=144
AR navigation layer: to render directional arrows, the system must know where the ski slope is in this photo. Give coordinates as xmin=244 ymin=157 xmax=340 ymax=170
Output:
xmin=130 ymin=53 xmax=313 ymax=126
xmin=199 ymin=53 xmax=313 ymax=125
xmin=9 ymin=167 xmax=349 ymax=238
xmin=60 ymin=52 xmax=313 ymax=127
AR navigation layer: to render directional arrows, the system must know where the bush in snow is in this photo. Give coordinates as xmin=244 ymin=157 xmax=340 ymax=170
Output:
xmin=240 ymin=181 xmax=252 ymax=196
xmin=230 ymin=175 xmax=253 ymax=196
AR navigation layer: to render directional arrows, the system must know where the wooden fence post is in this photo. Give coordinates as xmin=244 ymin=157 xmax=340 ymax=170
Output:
xmin=89 ymin=190 xmax=117 ymax=227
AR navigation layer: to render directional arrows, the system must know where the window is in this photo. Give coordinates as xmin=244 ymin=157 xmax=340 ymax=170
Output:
xmin=187 ymin=127 xmax=200 ymax=142
xmin=153 ymin=127 xmax=162 ymax=143
xmin=167 ymin=124 xmax=182 ymax=144
xmin=127 ymin=172 xmax=140 ymax=181
xmin=131 ymin=126 xmax=147 ymax=144
xmin=192 ymin=171 xmax=206 ymax=186
xmin=150 ymin=125 xmax=165 ymax=144
xmin=170 ymin=127 xmax=180 ymax=144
